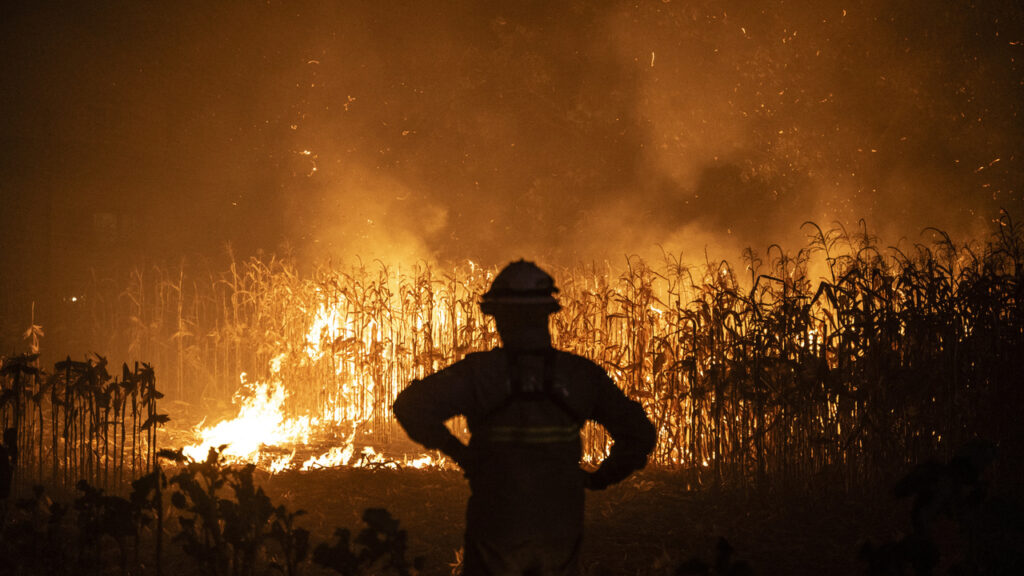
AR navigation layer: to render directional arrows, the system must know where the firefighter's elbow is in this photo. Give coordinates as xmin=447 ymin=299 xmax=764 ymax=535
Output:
xmin=628 ymin=401 xmax=657 ymax=456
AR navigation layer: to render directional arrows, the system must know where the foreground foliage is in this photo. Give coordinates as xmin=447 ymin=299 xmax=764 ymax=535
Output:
xmin=2 ymin=443 xmax=1022 ymax=576
xmin=0 ymin=447 xmax=419 ymax=576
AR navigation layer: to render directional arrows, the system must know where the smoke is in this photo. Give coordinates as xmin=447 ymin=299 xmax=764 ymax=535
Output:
xmin=603 ymin=0 xmax=1023 ymax=259
xmin=273 ymin=0 xmax=1023 ymax=269
xmin=2 ymin=0 xmax=1021 ymax=277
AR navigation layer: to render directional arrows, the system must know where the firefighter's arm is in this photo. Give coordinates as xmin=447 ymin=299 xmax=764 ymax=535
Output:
xmin=585 ymin=375 xmax=657 ymax=490
xmin=392 ymin=362 xmax=472 ymax=468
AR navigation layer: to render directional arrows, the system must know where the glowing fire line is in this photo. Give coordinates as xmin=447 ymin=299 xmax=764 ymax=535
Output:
xmin=182 ymin=373 xmax=440 ymax=472
xmin=182 ymin=300 xmax=443 ymax=472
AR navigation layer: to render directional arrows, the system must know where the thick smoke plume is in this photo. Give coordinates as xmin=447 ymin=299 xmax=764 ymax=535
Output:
xmin=1 ymin=1 xmax=1021 ymax=286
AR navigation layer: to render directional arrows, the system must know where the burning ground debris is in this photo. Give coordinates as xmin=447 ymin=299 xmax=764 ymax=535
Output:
xmin=182 ymin=373 xmax=445 ymax=474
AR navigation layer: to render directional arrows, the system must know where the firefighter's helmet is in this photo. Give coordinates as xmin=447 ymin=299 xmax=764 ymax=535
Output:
xmin=480 ymin=260 xmax=560 ymax=315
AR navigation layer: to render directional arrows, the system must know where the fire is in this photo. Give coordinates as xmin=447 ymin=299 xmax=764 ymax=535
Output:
xmin=301 ymin=444 xmax=355 ymax=470
xmin=182 ymin=291 xmax=447 ymax=472
xmin=182 ymin=375 xmax=316 ymax=465
xmin=183 ymin=369 xmax=442 ymax=471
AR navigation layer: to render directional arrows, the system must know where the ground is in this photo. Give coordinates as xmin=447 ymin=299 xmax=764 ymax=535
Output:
xmin=9 ymin=463 xmax=1018 ymax=575
xmin=252 ymin=467 xmax=904 ymax=576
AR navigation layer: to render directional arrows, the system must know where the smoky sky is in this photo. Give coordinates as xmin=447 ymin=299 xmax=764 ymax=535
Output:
xmin=2 ymin=0 xmax=1022 ymax=282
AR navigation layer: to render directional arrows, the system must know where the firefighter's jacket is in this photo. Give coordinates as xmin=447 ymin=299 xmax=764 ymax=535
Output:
xmin=393 ymin=346 xmax=656 ymax=545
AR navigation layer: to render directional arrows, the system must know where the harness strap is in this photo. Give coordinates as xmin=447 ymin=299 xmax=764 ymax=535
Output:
xmin=474 ymin=349 xmax=583 ymax=445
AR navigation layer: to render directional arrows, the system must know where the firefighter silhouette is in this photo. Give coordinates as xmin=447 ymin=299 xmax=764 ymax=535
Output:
xmin=394 ymin=260 xmax=656 ymax=576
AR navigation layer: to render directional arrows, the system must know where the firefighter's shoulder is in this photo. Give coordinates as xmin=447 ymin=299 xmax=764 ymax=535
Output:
xmin=554 ymin=350 xmax=613 ymax=382
xmin=457 ymin=348 xmax=506 ymax=371
xmin=450 ymin=348 xmax=508 ymax=386
xmin=461 ymin=348 xmax=502 ymax=362
xmin=428 ymin=349 xmax=500 ymax=376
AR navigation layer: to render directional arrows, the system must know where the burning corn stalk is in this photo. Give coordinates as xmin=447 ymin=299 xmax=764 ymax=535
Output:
xmin=175 ymin=260 xmax=492 ymax=472
xmin=67 ymin=214 xmax=1023 ymax=487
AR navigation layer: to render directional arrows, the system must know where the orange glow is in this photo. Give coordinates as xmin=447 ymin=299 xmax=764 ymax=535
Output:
xmin=182 ymin=375 xmax=316 ymax=465
xmin=182 ymin=290 xmax=445 ymax=472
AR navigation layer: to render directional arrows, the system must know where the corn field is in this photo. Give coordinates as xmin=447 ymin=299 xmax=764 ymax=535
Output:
xmin=33 ymin=213 xmax=1024 ymax=489
xmin=0 ymin=354 xmax=165 ymax=492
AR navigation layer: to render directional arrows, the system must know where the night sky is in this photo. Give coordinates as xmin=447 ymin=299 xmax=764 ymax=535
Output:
xmin=1 ymin=1 xmax=1022 ymax=319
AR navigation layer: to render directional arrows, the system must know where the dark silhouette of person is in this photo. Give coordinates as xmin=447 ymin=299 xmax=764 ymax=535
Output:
xmin=394 ymin=260 xmax=656 ymax=576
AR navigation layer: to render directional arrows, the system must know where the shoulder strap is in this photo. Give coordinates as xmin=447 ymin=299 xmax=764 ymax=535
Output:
xmin=478 ymin=349 xmax=583 ymax=425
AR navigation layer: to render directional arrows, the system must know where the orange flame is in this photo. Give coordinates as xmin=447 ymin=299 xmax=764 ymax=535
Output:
xmin=182 ymin=296 xmax=444 ymax=472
